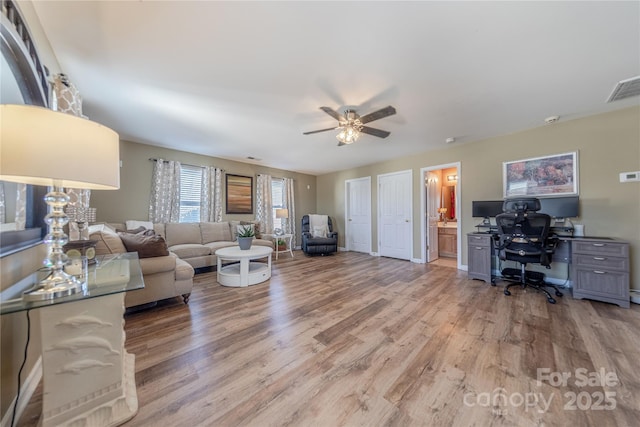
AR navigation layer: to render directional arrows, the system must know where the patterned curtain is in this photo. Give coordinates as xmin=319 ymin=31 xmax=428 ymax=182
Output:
xmin=201 ymin=166 xmax=223 ymax=222
xmin=282 ymin=178 xmax=296 ymax=242
xmin=149 ymin=159 xmax=181 ymax=223
xmin=255 ymin=174 xmax=273 ymax=235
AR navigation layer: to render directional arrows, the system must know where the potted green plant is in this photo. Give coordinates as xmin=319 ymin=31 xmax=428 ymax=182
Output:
xmin=276 ymin=238 xmax=286 ymax=251
xmin=237 ymin=225 xmax=255 ymax=250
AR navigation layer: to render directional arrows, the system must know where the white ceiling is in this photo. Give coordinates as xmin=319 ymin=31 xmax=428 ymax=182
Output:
xmin=31 ymin=1 xmax=640 ymax=176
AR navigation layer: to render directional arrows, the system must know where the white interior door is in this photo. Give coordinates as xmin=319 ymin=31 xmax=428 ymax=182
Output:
xmin=378 ymin=170 xmax=412 ymax=260
xmin=346 ymin=177 xmax=371 ymax=253
xmin=426 ymin=172 xmax=440 ymax=262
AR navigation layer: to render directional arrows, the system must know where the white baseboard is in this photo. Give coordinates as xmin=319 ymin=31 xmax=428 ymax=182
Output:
xmin=1 ymin=356 xmax=42 ymax=427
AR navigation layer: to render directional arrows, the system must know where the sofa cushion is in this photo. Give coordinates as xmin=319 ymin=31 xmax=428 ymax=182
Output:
xmin=229 ymin=220 xmax=241 ymax=241
xmin=204 ymin=241 xmax=237 ymax=253
xmin=118 ymin=231 xmax=170 ymax=258
xmin=169 ymin=243 xmax=211 ymax=259
xmin=201 ymin=221 xmax=232 ymax=244
xmin=153 ymin=223 xmax=166 ymax=238
xmin=138 ymin=254 xmax=176 ymax=275
xmin=253 ymin=238 xmax=274 ymax=248
xmin=90 ymin=229 xmax=127 ymax=255
xmin=116 ymin=225 xmax=147 ymax=234
xmin=165 ymin=223 xmax=202 ymax=246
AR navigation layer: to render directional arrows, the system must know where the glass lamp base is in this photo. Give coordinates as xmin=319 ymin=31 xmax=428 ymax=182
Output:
xmin=23 ymin=272 xmax=85 ymax=301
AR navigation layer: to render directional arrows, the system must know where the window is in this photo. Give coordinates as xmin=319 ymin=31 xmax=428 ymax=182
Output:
xmin=179 ymin=165 xmax=202 ymax=222
xmin=272 ymin=179 xmax=284 ymax=229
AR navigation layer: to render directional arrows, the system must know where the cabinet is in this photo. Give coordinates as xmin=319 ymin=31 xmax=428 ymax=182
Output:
xmin=467 ymin=233 xmax=494 ymax=284
xmin=438 ymin=227 xmax=457 ymax=258
xmin=571 ymin=239 xmax=630 ymax=308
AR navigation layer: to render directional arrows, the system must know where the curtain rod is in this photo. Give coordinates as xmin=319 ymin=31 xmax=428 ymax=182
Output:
xmin=257 ymin=174 xmax=292 ymax=181
xmin=149 ymin=158 xmax=224 ymax=172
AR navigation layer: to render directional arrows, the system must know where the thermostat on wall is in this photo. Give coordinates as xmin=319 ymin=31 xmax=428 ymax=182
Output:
xmin=619 ymin=171 xmax=640 ymax=182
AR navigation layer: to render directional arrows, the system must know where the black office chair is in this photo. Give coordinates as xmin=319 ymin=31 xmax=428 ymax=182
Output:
xmin=495 ymin=198 xmax=563 ymax=304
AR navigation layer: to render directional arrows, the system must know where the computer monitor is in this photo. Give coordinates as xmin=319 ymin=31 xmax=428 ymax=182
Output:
xmin=539 ymin=196 xmax=579 ymax=220
xmin=472 ymin=200 xmax=504 ymax=224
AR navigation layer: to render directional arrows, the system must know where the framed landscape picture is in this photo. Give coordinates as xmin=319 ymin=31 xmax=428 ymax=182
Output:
xmin=503 ymin=152 xmax=578 ymax=198
xmin=226 ymin=174 xmax=253 ymax=214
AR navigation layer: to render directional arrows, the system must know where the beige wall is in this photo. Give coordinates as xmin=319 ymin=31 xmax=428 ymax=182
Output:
xmin=91 ymin=140 xmax=317 ymax=246
xmin=317 ymin=107 xmax=640 ymax=290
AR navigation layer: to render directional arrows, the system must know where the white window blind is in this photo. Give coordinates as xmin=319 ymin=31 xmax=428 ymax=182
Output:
xmin=272 ymin=179 xmax=284 ymax=228
xmin=179 ymin=165 xmax=203 ymax=222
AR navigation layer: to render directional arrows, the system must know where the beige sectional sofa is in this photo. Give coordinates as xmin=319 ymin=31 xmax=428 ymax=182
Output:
xmin=155 ymin=221 xmax=272 ymax=269
xmin=90 ymin=221 xmax=272 ymax=309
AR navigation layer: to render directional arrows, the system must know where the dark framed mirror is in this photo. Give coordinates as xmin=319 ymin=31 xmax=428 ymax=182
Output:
xmin=1 ymin=1 xmax=50 ymax=256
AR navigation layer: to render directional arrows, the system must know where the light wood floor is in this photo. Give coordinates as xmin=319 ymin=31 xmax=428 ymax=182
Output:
xmin=18 ymin=251 xmax=640 ymax=426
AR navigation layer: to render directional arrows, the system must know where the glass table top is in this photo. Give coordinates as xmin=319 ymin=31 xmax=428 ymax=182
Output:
xmin=1 ymin=252 xmax=144 ymax=315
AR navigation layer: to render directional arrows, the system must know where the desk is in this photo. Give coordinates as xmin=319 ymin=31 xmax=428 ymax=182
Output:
xmin=1 ymin=253 xmax=144 ymax=427
xmin=467 ymin=233 xmax=630 ymax=308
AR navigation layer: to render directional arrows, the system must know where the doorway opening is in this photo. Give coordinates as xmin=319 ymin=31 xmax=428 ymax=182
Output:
xmin=420 ymin=162 xmax=461 ymax=269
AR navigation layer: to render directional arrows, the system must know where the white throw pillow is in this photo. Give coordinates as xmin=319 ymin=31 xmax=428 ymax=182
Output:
xmin=312 ymin=225 xmax=327 ymax=238
xmin=126 ymin=220 xmax=153 ymax=231
xmin=88 ymin=223 xmax=116 ymax=235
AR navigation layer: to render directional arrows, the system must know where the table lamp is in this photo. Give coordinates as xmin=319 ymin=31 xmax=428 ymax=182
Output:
xmin=275 ymin=208 xmax=289 ymax=235
xmin=0 ymin=104 xmax=120 ymax=300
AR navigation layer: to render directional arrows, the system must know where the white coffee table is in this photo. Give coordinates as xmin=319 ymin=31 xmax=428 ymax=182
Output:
xmin=216 ymin=245 xmax=273 ymax=287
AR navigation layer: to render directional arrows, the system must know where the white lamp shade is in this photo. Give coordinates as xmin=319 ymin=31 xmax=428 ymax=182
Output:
xmin=1 ymin=104 xmax=120 ymax=189
xmin=276 ymin=208 xmax=289 ymax=219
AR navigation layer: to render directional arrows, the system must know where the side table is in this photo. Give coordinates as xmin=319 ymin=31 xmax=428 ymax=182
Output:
xmin=264 ymin=233 xmax=294 ymax=260
xmin=1 ymin=252 xmax=144 ymax=427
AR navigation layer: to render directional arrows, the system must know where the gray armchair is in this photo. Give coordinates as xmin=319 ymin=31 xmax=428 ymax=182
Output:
xmin=301 ymin=214 xmax=338 ymax=255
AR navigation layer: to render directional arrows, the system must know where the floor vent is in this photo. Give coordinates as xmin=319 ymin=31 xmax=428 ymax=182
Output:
xmin=607 ymin=76 xmax=640 ymax=102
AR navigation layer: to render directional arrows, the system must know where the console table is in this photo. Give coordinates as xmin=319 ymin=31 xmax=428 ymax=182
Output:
xmin=467 ymin=233 xmax=630 ymax=308
xmin=1 ymin=252 xmax=144 ymax=426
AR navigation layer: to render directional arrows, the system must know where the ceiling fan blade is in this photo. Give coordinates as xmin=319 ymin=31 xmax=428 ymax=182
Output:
xmin=358 ymin=105 xmax=397 ymax=124
xmin=360 ymin=126 xmax=391 ymax=138
xmin=319 ymin=106 xmax=344 ymax=122
xmin=303 ymin=127 xmax=337 ymax=135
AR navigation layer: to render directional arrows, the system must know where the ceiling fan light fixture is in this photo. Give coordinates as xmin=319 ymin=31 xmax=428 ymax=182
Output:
xmin=336 ymin=126 xmax=360 ymax=144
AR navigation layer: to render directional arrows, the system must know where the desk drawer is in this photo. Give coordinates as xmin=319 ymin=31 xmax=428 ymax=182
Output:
xmin=573 ymin=254 xmax=628 ymax=271
xmin=573 ymin=268 xmax=629 ymax=300
xmin=467 ymin=234 xmax=491 ymax=248
xmin=572 ymin=240 xmax=628 ymax=257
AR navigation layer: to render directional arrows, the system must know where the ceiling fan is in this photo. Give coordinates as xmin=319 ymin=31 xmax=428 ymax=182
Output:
xmin=303 ymin=105 xmax=397 ymax=146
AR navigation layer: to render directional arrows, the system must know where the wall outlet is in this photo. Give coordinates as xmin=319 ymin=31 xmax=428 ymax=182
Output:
xmin=619 ymin=171 xmax=640 ymax=182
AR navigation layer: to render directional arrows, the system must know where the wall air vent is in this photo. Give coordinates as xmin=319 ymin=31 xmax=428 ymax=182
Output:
xmin=607 ymin=76 xmax=640 ymax=102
